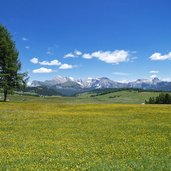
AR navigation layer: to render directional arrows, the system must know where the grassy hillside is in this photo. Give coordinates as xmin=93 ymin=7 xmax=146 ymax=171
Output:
xmin=77 ymin=90 xmax=166 ymax=104
xmin=0 ymin=103 xmax=171 ymax=170
xmin=0 ymin=90 xmax=168 ymax=104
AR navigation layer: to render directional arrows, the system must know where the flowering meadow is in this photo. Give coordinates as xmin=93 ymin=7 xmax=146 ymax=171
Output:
xmin=0 ymin=103 xmax=171 ymax=170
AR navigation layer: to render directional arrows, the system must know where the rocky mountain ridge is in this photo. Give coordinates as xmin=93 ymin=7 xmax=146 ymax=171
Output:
xmin=29 ymin=76 xmax=171 ymax=96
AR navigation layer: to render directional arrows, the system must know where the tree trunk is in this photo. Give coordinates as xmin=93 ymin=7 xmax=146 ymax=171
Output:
xmin=4 ymin=89 xmax=7 ymax=102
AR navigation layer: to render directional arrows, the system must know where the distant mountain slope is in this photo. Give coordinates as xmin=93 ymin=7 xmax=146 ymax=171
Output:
xmin=25 ymin=86 xmax=63 ymax=96
xmin=29 ymin=76 xmax=171 ymax=96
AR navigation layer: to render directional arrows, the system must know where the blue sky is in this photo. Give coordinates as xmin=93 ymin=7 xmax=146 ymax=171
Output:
xmin=1 ymin=0 xmax=171 ymax=82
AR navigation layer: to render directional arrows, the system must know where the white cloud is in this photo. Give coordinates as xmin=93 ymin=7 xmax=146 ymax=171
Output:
xmin=74 ymin=50 xmax=82 ymax=56
xmin=25 ymin=46 xmax=30 ymax=49
xmin=149 ymin=70 xmax=159 ymax=74
xmin=30 ymin=58 xmax=61 ymax=66
xmin=112 ymin=72 xmax=129 ymax=76
xmin=39 ymin=60 xmax=61 ymax=66
xmin=22 ymin=37 xmax=28 ymax=41
xmin=92 ymin=50 xmax=129 ymax=64
xmin=32 ymin=67 xmax=55 ymax=73
xmin=64 ymin=53 xmax=75 ymax=58
xmin=64 ymin=50 xmax=130 ymax=64
xmin=150 ymin=75 xmax=158 ymax=78
xmin=46 ymin=51 xmax=54 ymax=55
xmin=82 ymin=53 xmax=92 ymax=59
xmin=59 ymin=64 xmax=73 ymax=69
xmin=150 ymin=52 xmax=171 ymax=60
xmin=64 ymin=50 xmax=82 ymax=58
xmin=30 ymin=58 xmax=39 ymax=64
xmin=82 ymin=50 xmax=130 ymax=64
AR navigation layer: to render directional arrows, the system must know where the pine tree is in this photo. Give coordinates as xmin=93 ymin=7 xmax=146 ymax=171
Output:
xmin=145 ymin=93 xmax=171 ymax=104
xmin=0 ymin=25 xmax=28 ymax=101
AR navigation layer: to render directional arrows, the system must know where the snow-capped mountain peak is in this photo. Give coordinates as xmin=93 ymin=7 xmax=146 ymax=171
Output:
xmin=152 ymin=77 xmax=160 ymax=84
xmin=30 ymin=76 xmax=171 ymax=96
xmin=53 ymin=75 xmax=73 ymax=83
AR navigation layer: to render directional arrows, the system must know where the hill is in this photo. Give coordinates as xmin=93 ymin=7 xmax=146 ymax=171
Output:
xmin=1 ymin=89 xmax=169 ymax=104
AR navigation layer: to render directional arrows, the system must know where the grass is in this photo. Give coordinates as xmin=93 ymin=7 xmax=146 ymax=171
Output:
xmin=78 ymin=90 xmax=163 ymax=104
xmin=0 ymin=101 xmax=171 ymax=170
xmin=0 ymin=90 xmax=166 ymax=104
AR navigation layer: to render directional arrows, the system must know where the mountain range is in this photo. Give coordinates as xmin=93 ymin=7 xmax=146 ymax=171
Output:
xmin=28 ymin=76 xmax=171 ymax=96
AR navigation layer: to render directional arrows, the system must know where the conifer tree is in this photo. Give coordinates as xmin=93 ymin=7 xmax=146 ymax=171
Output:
xmin=0 ymin=25 xmax=28 ymax=101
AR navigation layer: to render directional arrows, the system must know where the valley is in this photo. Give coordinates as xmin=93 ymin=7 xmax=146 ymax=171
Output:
xmin=3 ymin=89 xmax=168 ymax=104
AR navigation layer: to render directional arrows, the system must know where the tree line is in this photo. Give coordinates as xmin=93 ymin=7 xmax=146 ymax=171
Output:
xmin=145 ymin=93 xmax=171 ymax=104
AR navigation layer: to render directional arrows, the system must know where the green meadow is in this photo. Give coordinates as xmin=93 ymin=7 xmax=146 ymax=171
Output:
xmin=0 ymin=94 xmax=171 ymax=170
xmin=2 ymin=89 xmax=166 ymax=104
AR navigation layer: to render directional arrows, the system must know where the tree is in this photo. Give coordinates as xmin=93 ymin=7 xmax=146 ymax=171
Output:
xmin=145 ymin=93 xmax=171 ymax=104
xmin=0 ymin=24 xmax=28 ymax=101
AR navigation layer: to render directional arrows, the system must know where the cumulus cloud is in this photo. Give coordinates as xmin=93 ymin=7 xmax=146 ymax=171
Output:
xmin=30 ymin=57 xmax=75 ymax=71
xmin=64 ymin=50 xmax=82 ymax=58
xmin=32 ymin=67 xmax=55 ymax=73
xmin=64 ymin=53 xmax=75 ymax=58
xmin=64 ymin=49 xmax=131 ymax=64
xmin=22 ymin=37 xmax=28 ymax=41
xmin=150 ymin=52 xmax=171 ymax=60
xmin=39 ymin=60 xmax=61 ymax=66
xmin=30 ymin=58 xmax=61 ymax=66
xmin=59 ymin=64 xmax=73 ymax=69
xmin=112 ymin=72 xmax=129 ymax=76
xmin=149 ymin=70 xmax=159 ymax=74
xmin=82 ymin=53 xmax=92 ymax=59
xmin=30 ymin=57 xmax=39 ymax=64
xmin=82 ymin=50 xmax=130 ymax=64
xmin=74 ymin=50 xmax=82 ymax=56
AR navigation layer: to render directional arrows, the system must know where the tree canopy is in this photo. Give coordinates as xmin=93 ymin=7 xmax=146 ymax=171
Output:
xmin=0 ymin=24 xmax=28 ymax=101
xmin=145 ymin=93 xmax=171 ymax=104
